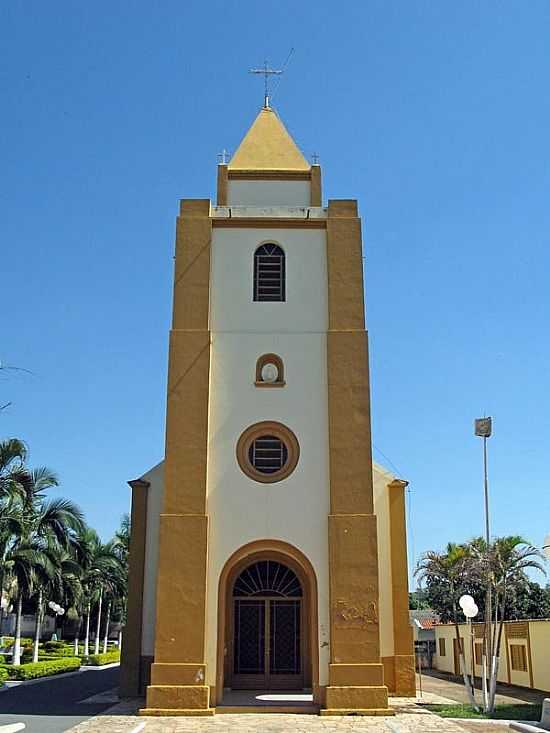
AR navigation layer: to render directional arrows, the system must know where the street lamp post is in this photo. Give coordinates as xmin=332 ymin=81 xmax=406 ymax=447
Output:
xmin=474 ymin=416 xmax=493 ymax=710
xmin=48 ymin=601 xmax=65 ymax=641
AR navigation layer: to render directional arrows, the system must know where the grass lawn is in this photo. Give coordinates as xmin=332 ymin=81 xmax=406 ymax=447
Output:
xmin=425 ymin=703 xmax=542 ymax=721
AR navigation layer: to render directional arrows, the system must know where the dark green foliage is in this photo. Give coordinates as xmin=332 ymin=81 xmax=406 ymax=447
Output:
xmin=85 ymin=650 xmax=120 ymax=666
xmin=409 ymin=589 xmax=431 ymax=610
xmin=43 ymin=640 xmax=64 ymax=652
xmin=6 ymin=657 xmax=80 ymax=680
xmin=0 ymin=667 xmax=8 ymax=684
xmin=2 ymin=637 xmax=33 ymax=649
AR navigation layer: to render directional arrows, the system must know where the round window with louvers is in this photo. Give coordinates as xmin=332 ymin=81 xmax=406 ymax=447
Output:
xmin=236 ymin=421 xmax=300 ymax=483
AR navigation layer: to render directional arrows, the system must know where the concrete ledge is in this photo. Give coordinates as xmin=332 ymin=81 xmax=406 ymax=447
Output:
xmin=217 ymin=705 xmax=320 ymax=714
xmin=320 ymin=707 xmax=395 ymax=716
xmin=139 ymin=708 xmax=215 ymax=717
xmin=510 ymin=724 xmax=549 ymax=733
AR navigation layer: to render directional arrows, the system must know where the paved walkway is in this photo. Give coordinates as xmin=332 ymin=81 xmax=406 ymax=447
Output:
xmin=61 ymin=670 xmax=549 ymax=733
xmin=66 ymin=696 xmax=469 ymax=733
xmin=419 ymin=670 xmax=547 ymax=706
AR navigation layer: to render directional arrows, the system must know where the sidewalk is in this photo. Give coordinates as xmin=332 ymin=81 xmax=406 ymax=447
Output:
xmin=419 ymin=670 xmax=547 ymax=707
xmin=66 ymin=695 xmax=471 ymax=733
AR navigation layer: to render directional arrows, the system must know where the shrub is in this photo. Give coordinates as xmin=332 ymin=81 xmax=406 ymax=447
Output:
xmin=0 ymin=654 xmax=6 ymax=664
xmin=0 ymin=667 xmax=8 ymax=684
xmin=86 ymin=650 xmax=120 ymax=666
xmin=1 ymin=638 xmax=33 ymax=649
xmin=6 ymin=657 xmax=80 ymax=681
xmin=43 ymin=641 xmax=65 ymax=652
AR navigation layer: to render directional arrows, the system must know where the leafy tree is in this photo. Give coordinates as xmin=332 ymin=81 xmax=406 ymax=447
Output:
xmin=409 ymin=588 xmax=430 ymax=610
xmin=415 ymin=542 xmax=478 ymax=707
xmin=75 ymin=528 xmax=122 ymax=656
xmin=505 ymin=580 xmax=550 ymax=619
xmin=1 ymin=461 xmax=83 ymax=664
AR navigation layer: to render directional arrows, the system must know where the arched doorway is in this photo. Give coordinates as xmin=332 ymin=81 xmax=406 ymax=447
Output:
xmin=216 ymin=541 xmax=319 ymax=700
xmin=232 ymin=560 xmax=303 ymax=689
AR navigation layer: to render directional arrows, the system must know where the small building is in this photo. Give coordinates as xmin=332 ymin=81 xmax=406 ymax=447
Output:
xmin=410 ymin=610 xmax=439 ymax=668
xmin=434 ymin=619 xmax=550 ymax=693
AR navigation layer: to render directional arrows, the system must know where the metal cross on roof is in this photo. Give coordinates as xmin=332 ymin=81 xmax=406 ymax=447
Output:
xmin=217 ymin=148 xmax=230 ymax=164
xmin=249 ymin=60 xmax=283 ymax=109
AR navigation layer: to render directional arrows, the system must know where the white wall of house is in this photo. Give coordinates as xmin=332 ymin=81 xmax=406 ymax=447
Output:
xmin=433 ymin=621 xmax=550 ymax=693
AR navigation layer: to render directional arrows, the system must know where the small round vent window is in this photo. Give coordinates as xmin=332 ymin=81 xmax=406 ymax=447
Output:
xmin=248 ymin=435 xmax=288 ymax=474
xmin=236 ymin=422 xmax=299 ymax=483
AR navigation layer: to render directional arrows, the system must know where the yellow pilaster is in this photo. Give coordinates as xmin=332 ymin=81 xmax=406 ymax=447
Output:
xmin=141 ymin=199 xmax=214 ymax=716
xmin=388 ymin=479 xmax=416 ymax=696
xmin=324 ymin=200 xmax=392 ymax=715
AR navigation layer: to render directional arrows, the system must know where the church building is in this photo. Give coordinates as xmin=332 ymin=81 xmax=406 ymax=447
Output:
xmin=120 ymin=104 xmax=415 ymax=715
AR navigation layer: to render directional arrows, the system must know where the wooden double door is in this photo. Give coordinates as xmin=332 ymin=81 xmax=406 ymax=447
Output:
xmin=232 ymin=596 xmax=303 ymax=689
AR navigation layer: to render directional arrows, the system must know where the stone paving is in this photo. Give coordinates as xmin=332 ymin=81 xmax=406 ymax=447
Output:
xmin=66 ymin=696 xmax=469 ymax=733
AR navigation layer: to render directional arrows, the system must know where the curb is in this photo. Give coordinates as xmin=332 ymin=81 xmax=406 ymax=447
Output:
xmin=448 ymin=719 xmax=538 ymax=726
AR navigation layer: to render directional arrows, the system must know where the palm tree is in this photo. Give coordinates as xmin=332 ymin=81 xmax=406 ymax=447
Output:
xmin=415 ymin=542 xmax=478 ymax=708
xmin=483 ymin=536 xmax=545 ymax=712
xmin=3 ymin=540 xmax=56 ymax=664
xmin=113 ymin=514 xmax=130 ymax=650
xmin=2 ymin=467 xmax=84 ymax=665
xmin=32 ymin=543 xmax=82 ymax=662
xmin=75 ymin=529 xmax=121 ymax=656
xmin=0 ymin=438 xmax=29 ymax=627
xmin=100 ymin=554 xmax=125 ymax=654
xmin=0 ymin=438 xmax=28 ymax=500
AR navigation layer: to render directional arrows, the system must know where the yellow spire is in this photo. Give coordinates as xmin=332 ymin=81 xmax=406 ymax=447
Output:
xmin=228 ymin=107 xmax=310 ymax=171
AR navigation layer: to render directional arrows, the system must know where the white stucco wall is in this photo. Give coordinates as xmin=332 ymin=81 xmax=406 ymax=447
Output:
xmin=206 ymin=223 xmax=330 ymax=687
xmin=136 ymin=213 xmax=399 ymax=690
xmin=372 ymin=463 xmax=395 ymax=659
xmin=210 ymin=227 xmax=328 ymax=334
xmin=140 ymin=461 xmax=164 ymax=656
xmin=227 ymin=180 xmax=311 ymax=207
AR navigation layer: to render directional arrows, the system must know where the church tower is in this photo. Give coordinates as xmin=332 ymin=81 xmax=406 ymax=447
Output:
xmin=121 ymin=105 xmax=415 ymax=715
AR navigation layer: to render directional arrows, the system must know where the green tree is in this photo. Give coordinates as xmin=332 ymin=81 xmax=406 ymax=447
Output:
xmin=409 ymin=588 xmax=431 ymax=610
xmin=76 ymin=528 xmax=122 ymax=656
xmin=415 ymin=542 xmax=478 ymax=707
xmin=1 ymin=465 xmax=83 ymax=664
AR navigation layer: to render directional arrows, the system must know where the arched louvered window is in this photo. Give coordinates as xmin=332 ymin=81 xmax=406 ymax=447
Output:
xmin=233 ymin=561 xmax=302 ymax=597
xmin=254 ymin=243 xmax=285 ymax=302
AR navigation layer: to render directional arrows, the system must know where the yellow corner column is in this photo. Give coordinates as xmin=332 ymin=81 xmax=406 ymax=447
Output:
xmin=141 ymin=199 xmax=214 ymax=716
xmin=324 ymin=200 xmax=392 ymax=715
xmin=388 ymin=479 xmax=416 ymax=696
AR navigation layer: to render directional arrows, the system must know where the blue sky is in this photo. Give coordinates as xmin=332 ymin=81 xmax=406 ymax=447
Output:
xmin=2 ymin=2 xmax=549 ymax=585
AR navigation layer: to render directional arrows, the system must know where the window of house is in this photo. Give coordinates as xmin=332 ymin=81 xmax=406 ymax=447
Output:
xmin=510 ymin=644 xmax=528 ymax=672
xmin=439 ymin=638 xmax=446 ymax=657
xmin=254 ymin=244 xmax=285 ymax=302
